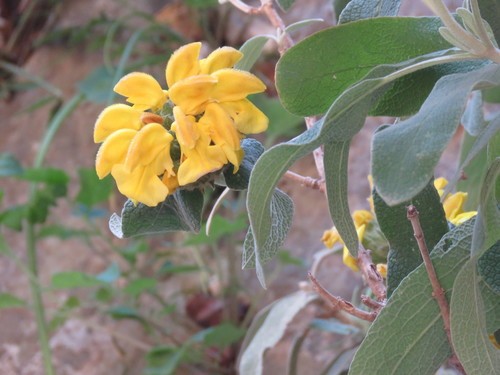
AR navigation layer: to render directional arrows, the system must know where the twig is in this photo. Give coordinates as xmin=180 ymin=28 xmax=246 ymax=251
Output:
xmin=284 ymin=171 xmax=325 ymax=192
xmin=308 ymin=273 xmax=377 ymax=322
xmin=357 ymin=246 xmax=387 ymax=302
xmin=360 ymin=295 xmax=384 ymax=311
xmin=406 ymin=205 xmax=465 ymax=374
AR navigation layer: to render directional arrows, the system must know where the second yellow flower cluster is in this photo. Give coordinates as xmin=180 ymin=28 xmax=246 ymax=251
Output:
xmin=94 ymin=42 xmax=269 ymax=206
xmin=321 ymin=177 xmax=477 ymax=275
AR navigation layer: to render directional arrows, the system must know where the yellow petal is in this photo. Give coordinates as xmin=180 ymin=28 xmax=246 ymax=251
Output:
xmin=343 ymin=246 xmax=359 ymax=272
xmin=211 ymin=69 xmax=266 ymax=102
xmin=112 ymin=164 xmax=169 ymax=207
xmin=177 ymin=143 xmax=226 ymax=186
xmin=166 ymin=42 xmax=202 ymax=88
xmin=94 ymin=104 xmax=142 ymax=143
xmin=352 ymin=210 xmax=373 ymax=227
xmin=321 ymin=228 xmax=341 ymax=248
xmin=450 ymin=211 xmax=477 ymax=226
xmin=171 ymin=106 xmax=200 ymax=149
xmin=219 ymin=99 xmax=268 ymax=134
xmin=168 ymin=75 xmax=218 ymax=115
xmin=114 ymin=72 xmax=167 ymax=111
xmin=125 ymin=123 xmax=174 ymax=172
xmin=200 ymin=103 xmax=241 ymax=148
xmin=434 ymin=177 xmax=448 ymax=191
xmin=199 ymin=47 xmax=243 ymax=74
xmin=162 ymin=173 xmax=179 ymax=194
xmin=95 ymin=129 xmax=137 ymax=179
xmin=376 ymin=263 xmax=387 ymax=278
xmin=443 ymin=191 xmax=468 ymax=220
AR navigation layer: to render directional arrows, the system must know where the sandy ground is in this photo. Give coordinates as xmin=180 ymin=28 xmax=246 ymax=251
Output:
xmin=0 ymin=0 xmax=463 ymax=374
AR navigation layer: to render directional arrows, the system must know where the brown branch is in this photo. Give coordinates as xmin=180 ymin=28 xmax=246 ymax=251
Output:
xmin=308 ymin=272 xmax=377 ymax=322
xmin=357 ymin=246 xmax=387 ymax=302
xmin=407 ymin=205 xmax=465 ymax=374
xmin=360 ymin=295 xmax=384 ymax=311
xmin=284 ymin=171 xmax=325 ymax=192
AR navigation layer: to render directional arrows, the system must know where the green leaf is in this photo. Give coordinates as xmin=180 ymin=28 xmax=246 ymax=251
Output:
xmin=447 ymin=113 xmax=500 ymax=204
xmin=238 ymin=291 xmax=316 ymax=375
xmin=21 ymin=167 xmax=69 ymax=184
xmin=472 ymin=157 xmax=500 ymax=255
xmin=0 ymin=293 xmax=26 ymax=309
xmin=185 ymin=215 xmax=247 ymax=246
xmin=372 ymin=63 xmax=500 ymax=205
xmin=157 ymin=262 xmax=199 ymax=275
xmin=202 ymin=322 xmax=246 ymax=348
xmin=75 ymin=168 xmax=114 ymax=207
xmin=461 ymin=91 xmax=488 ymax=136
xmin=77 ymin=66 xmax=115 ymax=103
xmin=235 ymin=35 xmax=273 ymax=72
xmin=109 ymin=189 xmax=204 ymax=238
xmin=276 ymin=0 xmax=295 ymax=11
xmin=223 ymin=138 xmax=264 ymax=190
xmin=124 ymin=278 xmax=157 ymax=297
xmin=478 ymin=241 xmax=500 ymax=294
xmin=324 ymin=141 xmax=358 ymax=256
xmin=0 ymin=205 xmax=27 ymax=231
xmin=276 ymin=17 xmax=452 ymax=117
xmin=0 ymin=153 xmax=23 ymax=177
xmin=37 ymin=225 xmax=90 ymax=239
xmin=450 ymin=258 xmax=500 ymax=374
xmin=338 ymin=0 xmax=401 ymax=24
xmin=349 ymin=220 xmax=475 ymax=375
xmin=478 ymin=0 xmax=500 ymax=43
xmin=51 ymin=272 xmax=104 ymax=289
xmin=373 ymin=179 xmax=448 ymax=295
xmin=285 ymin=19 xmax=324 ymax=34
xmin=247 ymin=60 xmax=413 ymax=272
xmin=146 ymin=346 xmax=188 ymax=375
xmin=243 ymin=189 xmax=294 ymax=287
xmin=96 ymin=262 xmax=120 ymax=283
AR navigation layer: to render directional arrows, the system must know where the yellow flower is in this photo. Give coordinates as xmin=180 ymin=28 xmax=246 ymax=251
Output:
xmin=94 ymin=42 xmax=269 ymax=207
xmin=322 ymin=228 xmax=340 ymax=249
xmin=376 ymin=263 xmax=387 ymax=278
xmin=171 ymin=106 xmax=226 ymax=186
xmin=353 ymin=210 xmax=373 ymax=227
xmin=433 ymin=177 xmax=477 ymax=224
xmin=342 ymin=224 xmax=366 ymax=272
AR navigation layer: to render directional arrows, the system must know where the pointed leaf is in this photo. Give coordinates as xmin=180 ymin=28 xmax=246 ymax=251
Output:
xmin=0 ymin=293 xmax=26 ymax=309
xmin=238 ymin=291 xmax=316 ymax=375
xmin=372 ymin=63 xmax=500 ymax=205
xmin=373 ymin=179 xmax=448 ymax=295
xmin=323 ymin=140 xmax=358 ymax=256
xmin=478 ymin=0 xmax=500 ymax=43
xmin=223 ymin=138 xmax=264 ymax=190
xmin=110 ymin=189 xmax=204 ymax=238
xmin=276 ymin=0 xmax=295 ymax=11
xmin=243 ymin=189 xmax=294 ymax=287
xmin=235 ymin=36 xmax=273 ymax=72
xmin=75 ymin=168 xmax=114 ymax=207
xmin=461 ymin=91 xmax=488 ymax=136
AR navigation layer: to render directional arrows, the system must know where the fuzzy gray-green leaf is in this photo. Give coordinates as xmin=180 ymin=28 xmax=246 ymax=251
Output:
xmin=110 ymin=189 xmax=204 ymax=238
xmin=372 ymin=63 xmax=500 ymax=205
xmin=338 ymin=0 xmax=401 ymax=24
xmin=324 ymin=141 xmax=358 ymax=256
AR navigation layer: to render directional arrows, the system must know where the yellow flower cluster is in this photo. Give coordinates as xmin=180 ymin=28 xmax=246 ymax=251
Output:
xmin=434 ymin=177 xmax=477 ymax=225
xmin=321 ymin=176 xmax=476 ymax=274
xmin=94 ymin=42 xmax=268 ymax=206
xmin=321 ymin=209 xmax=374 ymax=273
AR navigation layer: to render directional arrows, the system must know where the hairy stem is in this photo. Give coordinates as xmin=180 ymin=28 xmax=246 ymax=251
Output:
xmin=406 ymin=205 xmax=465 ymax=374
